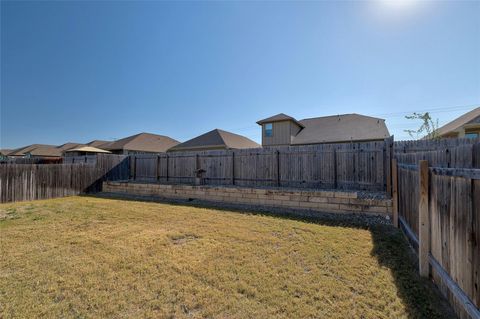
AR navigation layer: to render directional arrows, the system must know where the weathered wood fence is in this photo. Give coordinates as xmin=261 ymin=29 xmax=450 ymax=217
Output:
xmin=63 ymin=155 xmax=97 ymax=164
xmin=0 ymin=154 xmax=129 ymax=203
xmin=0 ymin=157 xmax=62 ymax=164
xmin=130 ymin=139 xmax=393 ymax=192
xmin=393 ymin=138 xmax=480 ymax=319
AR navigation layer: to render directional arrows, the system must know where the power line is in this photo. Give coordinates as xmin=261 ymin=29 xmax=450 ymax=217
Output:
xmin=370 ymin=104 xmax=478 ymax=118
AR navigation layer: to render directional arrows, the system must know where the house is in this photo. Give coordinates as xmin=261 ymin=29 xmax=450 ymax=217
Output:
xmin=105 ymin=132 xmax=180 ymax=154
xmin=256 ymin=113 xmax=390 ymax=146
xmin=7 ymin=144 xmax=63 ymax=158
xmin=434 ymin=107 xmax=480 ymax=139
xmin=167 ymin=129 xmax=260 ymax=152
xmin=64 ymin=146 xmax=112 ymax=157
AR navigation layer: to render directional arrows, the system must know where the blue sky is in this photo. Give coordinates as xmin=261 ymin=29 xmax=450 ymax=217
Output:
xmin=1 ymin=1 xmax=479 ymax=148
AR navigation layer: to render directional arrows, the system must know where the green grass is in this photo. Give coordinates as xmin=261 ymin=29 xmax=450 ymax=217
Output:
xmin=0 ymin=196 xmax=454 ymax=318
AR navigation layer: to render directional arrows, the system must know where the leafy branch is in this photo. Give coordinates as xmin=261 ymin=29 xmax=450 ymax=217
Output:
xmin=404 ymin=112 xmax=439 ymax=139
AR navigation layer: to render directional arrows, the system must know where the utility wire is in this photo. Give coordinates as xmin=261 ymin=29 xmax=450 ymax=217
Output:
xmin=226 ymin=104 xmax=478 ymax=134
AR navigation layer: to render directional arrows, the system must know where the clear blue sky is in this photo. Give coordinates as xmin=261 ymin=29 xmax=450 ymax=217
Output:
xmin=1 ymin=1 xmax=479 ymax=149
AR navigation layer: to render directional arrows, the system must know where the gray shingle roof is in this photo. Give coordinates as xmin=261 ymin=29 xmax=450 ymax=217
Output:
xmin=291 ymin=114 xmax=390 ymax=145
xmin=87 ymin=140 xmax=112 ymax=148
xmin=57 ymin=142 xmax=84 ymax=151
xmin=168 ymin=129 xmax=260 ymax=152
xmin=7 ymin=144 xmax=63 ymax=157
xmin=105 ymin=133 xmax=179 ymax=153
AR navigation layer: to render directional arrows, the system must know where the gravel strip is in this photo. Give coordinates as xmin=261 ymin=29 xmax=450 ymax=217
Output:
xmin=95 ymin=192 xmax=392 ymax=229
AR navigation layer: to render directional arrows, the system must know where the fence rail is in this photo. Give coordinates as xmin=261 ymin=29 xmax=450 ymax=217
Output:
xmin=0 ymin=154 xmax=129 ymax=203
xmin=131 ymin=139 xmax=392 ymax=192
xmin=393 ymin=138 xmax=480 ymax=319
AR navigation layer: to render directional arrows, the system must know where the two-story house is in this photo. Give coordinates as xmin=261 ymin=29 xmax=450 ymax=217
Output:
xmin=257 ymin=113 xmax=390 ymax=147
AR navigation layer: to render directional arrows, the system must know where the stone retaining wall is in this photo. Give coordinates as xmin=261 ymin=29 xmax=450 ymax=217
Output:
xmin=103 ymin=181 xmax=392 ymax=216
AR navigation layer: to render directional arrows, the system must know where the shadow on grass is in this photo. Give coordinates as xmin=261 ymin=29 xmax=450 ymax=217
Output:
xmin=87 ymin=193 xmax=457 ymax=319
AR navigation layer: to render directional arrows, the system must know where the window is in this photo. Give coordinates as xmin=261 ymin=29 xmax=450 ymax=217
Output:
xmin=265 ymin=123 xmax=273 ymax=137
xmin=465 ymin=132 xmax=479 ymax=139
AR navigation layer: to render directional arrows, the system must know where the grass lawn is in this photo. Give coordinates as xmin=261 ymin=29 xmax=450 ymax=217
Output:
xmin=0 ymin=196 xmax=454 ymax=319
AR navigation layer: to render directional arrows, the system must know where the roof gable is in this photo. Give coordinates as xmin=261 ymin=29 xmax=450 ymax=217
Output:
xmin=105 ymin=133 xmax=179 ymax=153
xmin=256 ymin=113 xmax=305 ymax=128
xmin=169 ymin=129 xmax=260 ymax=151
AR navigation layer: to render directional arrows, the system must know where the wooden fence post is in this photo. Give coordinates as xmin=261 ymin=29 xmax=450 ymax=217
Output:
xmin=333 ymin=148 xmax=338 ymax=189
xmin=231 ymin=152 xmax=235 ymax=185
xmin=195 ymin=154 xmax=200 ymax=185
xmin=386 ymin=137 xmax=392 ymax=195
xmin=276 ymin=150 xmax=280 ymax=187
xmin=130 ymin=155 xmax=136 ymax=181
xmin=166 ymin=154 xmax=169 ymax=182
xmin=353 ymin=145 xmax=357 ymax=189
xmin=133 ymin=156 xmax=137 ymax=181
xmin=419 ymin=160 xmax=430 ymax=277
xmin=195 ymin=154 xmax=199 ymax=172
xmin=392 ymin=158 xmax=398 ymax=228
xmin=156 ymin=155 xmax=160 ymax=182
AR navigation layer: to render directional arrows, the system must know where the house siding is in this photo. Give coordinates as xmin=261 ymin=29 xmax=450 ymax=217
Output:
xmin=262 ymin=121 xmax=302 ymax=146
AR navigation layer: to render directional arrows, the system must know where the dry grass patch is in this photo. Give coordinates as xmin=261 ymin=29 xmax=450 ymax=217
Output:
xmin=0 ymin=196 xmax=453 ymax=318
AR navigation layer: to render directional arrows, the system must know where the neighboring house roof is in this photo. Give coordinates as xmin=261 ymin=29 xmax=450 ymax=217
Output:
xmin=435 ymin=107 xmax=480 ymax=137
xmin=57 ymin=142 xmax=84 ymax=151
xmin=8 ymin=144 xmax=62 ymax=157
xmin=87 ymin=140 xmax=112 ymax=148
xmin=27 ymin=145 xmax=63 ymax=157
xmin=168 ymin=129 xmax=260 ymax=152
xmin=65 ymin=146 xmax=111 ymax=154
xmin=291 ymin=114 xmax=390 ymax=144
xmin=257 ymin=113 xmax=305 ymax=128
xmin=0 ymin=149 xmax=12 ymax=156
xmin=105 ymin=132 xmax=180 ymax=153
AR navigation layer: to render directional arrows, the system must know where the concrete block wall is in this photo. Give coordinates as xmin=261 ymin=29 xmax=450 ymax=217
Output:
xmin=103 ymin=181 xmax=392 ymax=216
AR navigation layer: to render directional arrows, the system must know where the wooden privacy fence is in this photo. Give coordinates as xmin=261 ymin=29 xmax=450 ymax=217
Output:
xmin=393 ymin=139 xmax=480 ymax=319
xmin=0 ymin=157 xmax=62 ymax=164
xmin=130 ymin=139 xmax=393 ymax=192
xmin=0 ymin=154 xmax=129 ymax=203
xmin=63 ymin=155 xmax=97 ymax=164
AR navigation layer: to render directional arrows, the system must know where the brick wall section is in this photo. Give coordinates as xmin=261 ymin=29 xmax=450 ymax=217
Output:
xmin=103 ymin=181 xmax=392 ymax=216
